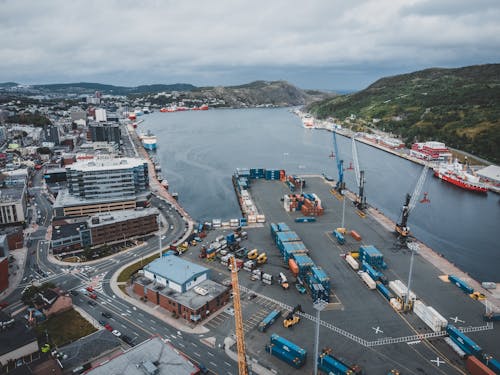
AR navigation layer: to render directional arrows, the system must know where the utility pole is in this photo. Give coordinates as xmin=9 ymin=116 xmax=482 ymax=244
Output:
xmin=313 ymin=299 xmax=328 ymax=375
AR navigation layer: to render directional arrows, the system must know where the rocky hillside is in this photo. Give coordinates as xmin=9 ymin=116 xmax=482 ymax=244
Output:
xmin=188 ymin=80 xmax=329 ymax=107
xmin=308 ymin=64 xmax=500 ymax=163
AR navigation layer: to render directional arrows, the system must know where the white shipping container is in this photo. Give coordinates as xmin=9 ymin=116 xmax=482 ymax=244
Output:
xmin=360 ymin=272 xmax=376 ymax=289
xmin=426 ymin=306 xmax=448 ymax=328
xmin=389 ymin=280 xmax=417 ymax=301
xmin=444 ymin=337 xmax=466 ymax=359
xmin=247 ymin=215 xmax=257 ymax=223
xmin=256 ymin=215 xmax=266 ymax=223
xmin=345 ymin=255 xmax=359 ymax=270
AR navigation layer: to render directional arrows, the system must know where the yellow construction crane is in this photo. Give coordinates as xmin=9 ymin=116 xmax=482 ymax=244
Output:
xmin=230 ymin=256 xmax=248 ymax=375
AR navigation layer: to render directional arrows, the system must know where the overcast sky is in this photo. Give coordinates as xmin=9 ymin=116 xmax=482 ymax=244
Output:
xmin=1 ymin=0 xmax=499 ymax=90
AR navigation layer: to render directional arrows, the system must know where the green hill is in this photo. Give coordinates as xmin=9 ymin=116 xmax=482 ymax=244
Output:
xmin=33 ymin=82 xmax=196 ymax=94
xmin=308 ymin=64 xmax=500 ymax=163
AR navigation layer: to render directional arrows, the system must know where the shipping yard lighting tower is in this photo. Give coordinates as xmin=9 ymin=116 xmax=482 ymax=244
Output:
xmin=313 ymin=299 xmax=328 ymax=375
xmin=405 ymin=242 xmax=419 ymax=309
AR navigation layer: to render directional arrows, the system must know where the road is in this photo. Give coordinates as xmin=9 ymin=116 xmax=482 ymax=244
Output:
xmin=3 ymin=169 xmax=237 ymax=375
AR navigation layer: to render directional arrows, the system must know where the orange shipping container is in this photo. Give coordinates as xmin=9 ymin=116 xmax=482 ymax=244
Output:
xmin=350 ymin=230 xmax=362 ymax=241
xmin=466 ymin=356 xmax=495 ymax=375
xmin=288 ymin=259 xmax=299 ymax=277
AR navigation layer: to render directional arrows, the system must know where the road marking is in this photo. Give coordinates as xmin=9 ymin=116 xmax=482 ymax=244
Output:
xmin=372 ymin=326 xmax=383 ymax=334
xmin=210 ymin=361 xmax=217 ymax=367
xmin=150 ymin=326 xmax=157 ymax=331
xmin=191 ymin=342 xmax=198 ymax=347
xmin=207 ymin=352 xmax=214 ymax=357
xmin=137 ymin=319 xmax=143 ymax=323
xmin=133 ymin=331 xmax=139 ymax=336
xmin=193 ymin=352 xmax=200 ymax=357
xmin=150 ymin=319 xmax=155 ymax=323
xmin=431 ymin=357 xmax=444 ymax=366
xmin=177 ymin=342 xmax=185 ymax=348
xmin=224 ymin=361 xmax=231 ymax=367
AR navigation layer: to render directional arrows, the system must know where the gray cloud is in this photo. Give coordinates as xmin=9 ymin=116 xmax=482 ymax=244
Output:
xmin=0 ymin=0 xmax=499 ymax=89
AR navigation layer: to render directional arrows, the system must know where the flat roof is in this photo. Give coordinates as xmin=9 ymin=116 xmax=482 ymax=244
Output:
xmin=0 ymin=186 xmax=24 ymax=202
xmin=144 ymin=255 xmax=208 ymax=286
xmin=476 ymin=165 xmax=500 ymax=183
xmin=66 ymin=157 xmax=146 ymax=173
xmin=88 ymin=208 xmax=159 ymax=228
xmin=53 ymin=189 xmax=137 ymax=208
xmin=51 ymin=217 xmax=88 ymax=240
xmin=86 ymin=336 xmax=198 ymax=375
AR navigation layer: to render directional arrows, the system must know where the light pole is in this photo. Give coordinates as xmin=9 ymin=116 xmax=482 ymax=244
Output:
xmin=298 ymin=165 xmax=306 ymax=195
xmin=313 ymin=299 xmax=328 ymax=375
xmin=405 ymin=242 xmax=419 ymax=309
xmin=341 ymin=195 xmax=346 ymax=229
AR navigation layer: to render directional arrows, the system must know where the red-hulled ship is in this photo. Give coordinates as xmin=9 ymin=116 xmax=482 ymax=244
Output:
xmin=433 ymin=159 xmax=488 ymax=193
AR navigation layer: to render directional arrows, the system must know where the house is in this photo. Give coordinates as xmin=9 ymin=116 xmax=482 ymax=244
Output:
xmin=35 ymin=288 xmax=73 ymax=318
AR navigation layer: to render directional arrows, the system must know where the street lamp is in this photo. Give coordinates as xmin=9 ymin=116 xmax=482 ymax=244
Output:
xmin=313 ymin=299 xmax=328 ymax=375
xmin=405 ymin=242 xmax=419 ymax=309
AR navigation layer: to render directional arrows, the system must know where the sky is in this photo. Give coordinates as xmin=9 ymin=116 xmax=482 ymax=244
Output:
xmin=1 ymin=0 xmax=499 ymax=91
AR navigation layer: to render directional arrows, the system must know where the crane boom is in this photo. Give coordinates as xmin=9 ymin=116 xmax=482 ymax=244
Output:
xmin=408 ymin=165 xmax=429 ymax=212
xmin=332 ymin=131 xmax=345 ymax=192
xmin=352 ymin=137 xmax=367 ymax=210
xmin=352 ymin=137 xmax=360 ymax=185
xmin=230 ymin=256 xmax=248 ymax=375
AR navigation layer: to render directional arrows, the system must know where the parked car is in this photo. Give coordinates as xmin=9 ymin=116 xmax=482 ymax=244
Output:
xmin=198 ymin=362 xmax=208 ymax=374
xmin=101 ymin=311 xmax=112 ymax=319
xmin=104 ymin=324 xmax=113 ymax=332
xmin=121 ymin=335 xmax=134 ymax=345
xmin=88 ymin=293 xmax=97 ymax=299
xmin=111 ymin=330 xmax=122 ymax=337
xmin=87 ymin=300 xmax=97 ymax=306
xmin=70 ymin=290 xmax=79 ymax=296
xmin=98 ymin=320 xmax=106 ymax=326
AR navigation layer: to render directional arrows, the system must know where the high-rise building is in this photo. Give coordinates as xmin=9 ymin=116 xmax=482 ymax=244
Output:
xmin=66 ymin=157 xmax=149 ymax=201
xmin=44 ymin=124 xmax=60 ymax=144
xmin=88 ymin=123 xmax=121 ymax=145
xmin=94 ymin=108 xmax=107 ymax=122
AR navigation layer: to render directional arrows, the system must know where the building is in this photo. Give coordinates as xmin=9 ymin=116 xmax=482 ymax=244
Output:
xmin=476 ymin=165 xmax=500 ymax=185
xmin=86 ymin=336 xmax=201 ymax=375
xmin=44 ymin=124 xmax=60 ymax=145
xmin=34 ymin=288 xmax=73 ymax=318
xmin=0 ymin=315 xmax=39 ymax=369
xmin=43 ymin=167 xmax=67 ymax=184
xmin=0 ymin=235 xmax=9 ymax=292
xmin=0 ymin=185 xmax=27 ymax=226
xmin=94 ymin=108 xmax=107 ymax=122
xmin=133 ymin=255 xmax=230 ymax=323
xmin=88 ymin=123 xmax=121 ymax=145
xmin=66 ymin=157 xmax=148 ymax=201
xmin=410 ymin=141 xmax=452 ymax=161
xmin=51 ymin=208 xmax=159 ymax=255
xmin=70 ymin=108 xmax=87 ymax=123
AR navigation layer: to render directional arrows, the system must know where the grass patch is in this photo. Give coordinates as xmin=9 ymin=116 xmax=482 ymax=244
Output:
xmin=35 ymin=308 xmax=97 ymax=347
xmin=117 ymin=253 xmax=159 ymax=283
xmin=118 ymin=285 xmax=128 ymax=295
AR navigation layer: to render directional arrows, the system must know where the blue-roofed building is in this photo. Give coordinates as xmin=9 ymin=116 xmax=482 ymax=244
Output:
xmin=134 ymin=255 xmax=230 ymax=323
xmin=143 ymin=256 xmax=209 ymax=293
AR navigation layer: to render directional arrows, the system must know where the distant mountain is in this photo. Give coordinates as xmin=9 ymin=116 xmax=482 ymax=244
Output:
xmin=188 ymin=80 xmax=332 ymax=107
xmin=32 ymin=82 xmax=196 ymax=95
xmin=308 ymin=64 xmax=500 ymax=163
xmin=0 ymin=82 xmax=19 ymax=88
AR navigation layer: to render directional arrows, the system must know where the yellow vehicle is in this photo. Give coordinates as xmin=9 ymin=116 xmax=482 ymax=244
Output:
xmin=283 ymin=315 xmax=300 ymax=328
xmin=190 ymin=240 xmax=197 ymax=246
xmin=177 ymin=242 xmax=189 ymax=254
xmin=247 ymin=249 xmax=259 ymax=260
xmin=41 ymin=344 xmax=51 ymax=353
xmin=256 ymin=253 xmax=267 ymax=264
xmin=470 ymin=292 xmax=486 ymax=301
xmin=336 ymin=227 xmax=347 ymax=235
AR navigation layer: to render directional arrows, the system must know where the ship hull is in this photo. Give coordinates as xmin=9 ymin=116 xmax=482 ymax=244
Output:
xmin=434 ymin=171 xmax=488 ymax=193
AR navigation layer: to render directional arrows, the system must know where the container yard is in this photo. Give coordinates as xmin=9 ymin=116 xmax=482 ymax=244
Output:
xmin=181 ymin=171 xmax=499 ymax=374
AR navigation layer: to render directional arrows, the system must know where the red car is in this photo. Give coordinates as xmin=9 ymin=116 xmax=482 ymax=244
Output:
xmin=0 ymin=302 xmax=9 ymax=309
xmin=104 ymin=324 xmax=113 ymax=332
xmin=86 ymin=286 xmax=94 ymax=292
xmin=88 ymin=293 xmax=97 ymax=299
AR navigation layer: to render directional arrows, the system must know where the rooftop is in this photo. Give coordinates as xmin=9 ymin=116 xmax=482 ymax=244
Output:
xmin=51 ymin=217 xmax=88 ymax=240
xmin=53 ymin=188 xmax=138 ymax=208
xmin=144 ymin=255 xmax=208 ymax=286
xmin=86 ymin=336 xmax=199 ymax=375
xmin=87 ymin=208 xmax=159 ymax=228
xmin=0 ymin=186 xmax=25 ymax=202
xmin=66 ymin=157 xmax=146 ymax=173
xmin=476 ymin=165 xmax=500 ymax=183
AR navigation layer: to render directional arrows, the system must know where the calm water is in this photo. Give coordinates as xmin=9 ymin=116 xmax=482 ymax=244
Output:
xmin=141 ymin=108 xmax=500 ymax=282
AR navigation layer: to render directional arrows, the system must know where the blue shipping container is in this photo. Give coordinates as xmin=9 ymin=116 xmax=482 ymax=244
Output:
xmin=239 ymin=218 xmax=247 ymax=227
xmin=258 ymin=310 xmax=281 ymax=332
xmin=448 ymin=275 xmax=474 ymax=294
xmin=277 ymin=223 xmax=291 ymax=232
xmin=485 ymin=357 xmax=500 ymax=373
xmin=293 ymin=254 xmax=315 ymax=275
xmin=376 ymin=282 xmax=393 ymax=301
xmin=270 ymin=223 xmax=279 ymax=238
xmin=446 ymin=325 xmax=483 ymax=356
xmin=318 ymin=353 xmax=351 ymax=374
xmin=265 ymin=344 xmax=305 ymax=369
xmin=295 ymin=217 xmax=316 ymax=223
xmin=333 ymin=230 xmax=345 ymax=244
xmin=270 ymin=334 xmax=307 ymax=359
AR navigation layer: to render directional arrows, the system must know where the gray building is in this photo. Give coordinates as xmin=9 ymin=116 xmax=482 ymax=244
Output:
xmin=0 ymin=186 xmax=27 ymax=226
xmin=66 ymin=157 xmax=148 ymax=201
xmin=44 ymin=124 xmax=60 ymax=145
xmin=88 ymin=123 xmax=121 ymax=145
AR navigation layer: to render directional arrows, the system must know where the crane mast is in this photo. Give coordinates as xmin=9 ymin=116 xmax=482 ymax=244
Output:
xmin=332 ymin=131 xmax=345 ymax=193
xmin=230 ymin=256 xmax=248 ymax=375
xmin=396 ymin=165 xmax=429 ymax=243
xmin=351 ymin=137 xmax=366 ymax=210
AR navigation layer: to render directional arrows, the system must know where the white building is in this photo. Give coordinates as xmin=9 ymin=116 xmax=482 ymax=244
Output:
xmin=95 ymin=108 xmax=107 ymax=122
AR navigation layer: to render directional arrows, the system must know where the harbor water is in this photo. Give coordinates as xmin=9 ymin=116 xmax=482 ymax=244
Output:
xmin=141 ymin=108 xmax=500 ymax=282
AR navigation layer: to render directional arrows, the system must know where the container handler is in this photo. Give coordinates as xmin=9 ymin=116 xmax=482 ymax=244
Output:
xmin=283 ymin=304 xmax=303 ymax=328
xmin=278 ymin=273 xmax=289 ymax=289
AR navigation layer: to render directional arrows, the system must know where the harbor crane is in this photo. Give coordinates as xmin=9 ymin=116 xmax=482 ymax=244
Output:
xmin=230 ymin=256 xmax=248 ymax=375
xmin=332 ymin=131 xmax=345 ymax=193
xmin=351 ymin=137 xmax=367 ymax=210
xmin=395 ymin=165 xmax=429 ymax=244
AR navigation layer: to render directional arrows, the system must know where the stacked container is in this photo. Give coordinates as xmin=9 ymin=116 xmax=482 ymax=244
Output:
xmin=281 ymin=242 xmax=308 ymax=262
xmin=359 ymin=245 xmax=387 ymax=269
xmin=448 ymin=275 xmax=474 ymax=294
xmin=293 ymin=254 xmax=315 ymax=277
xmin=413 ymin=300 xmax=448 ymax=332
xmin=389 ymin=280 xmax=417 ymax=301
xmin=262 ymin=273 xmax=273 ymax=285
xmin=359 ymin=272 xmax=376 ymax=290
xmin=275 ymin=231 xmax=301 ymax=249
xmin=265 ymin=169 xmax=281 ymax=180
xmin=266 ymin=334 xmax=306 ymax=368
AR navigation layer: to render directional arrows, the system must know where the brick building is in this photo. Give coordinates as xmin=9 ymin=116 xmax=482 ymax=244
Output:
xmin=133 ymin=255 xmax=230 ymax=323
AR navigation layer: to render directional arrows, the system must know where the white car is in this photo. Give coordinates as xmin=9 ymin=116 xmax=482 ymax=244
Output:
xmin=111 ymin=330 xmax=122 ymax=337
xmin=224 ymin=307 xmax=235 ymax=316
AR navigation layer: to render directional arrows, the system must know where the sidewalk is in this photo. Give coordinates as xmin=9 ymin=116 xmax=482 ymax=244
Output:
xmin=0 ymin=246 xmax=28 ymax=300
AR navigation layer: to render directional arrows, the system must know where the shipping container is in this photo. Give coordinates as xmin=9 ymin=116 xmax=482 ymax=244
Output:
xmin=446 ymin=325 xmax=483 ymax=357
xmin=485 ymin=357 xmax=500 ymax=374
xmin=281 ymin=241 xmax=308 ymax=262
xmin=288 ymin=259 xmax=299 ymax=277
xmin=265 ymin=344 xmax=305 ymax=369
xmin=295 ymin=217 xmax=317 ymax=223
xmin=345 ymin=255 xmax=359 ymax=270
xmin=444 ymin=337 xmax=466 ymax=359
xmin=448 ymin=275 xmax=474 ymax=294
xmin=317 ymin=351 xmax=362 ymax=375
xmin=350 ymin=230 xmax=362 ymax=241
xmin=258 ymin=310 xmax=281 ymax=332
xmin=277 ymin=223 xmax=291 ymax=232
xmin=270 ymin=334 xmax=307 ymax=360
xmin=333 ymin=230 xmax=345 ymax=244
xmin=466 ymin=355 xmax=496 ymax=375
xmin=390 ymin=298 xmax=403 ymax=311
xmin=359 ymin=245 xmax=387 ymax=269
xmin=270 ymin=223 xmax=279 ymax=238
xmin=389 ymin=280 xmax=417 ymax=301
xmin=359 ymin=271 xmax=376 ymax=290
xmin=293 ymin=254 xmax=315 ymax=276
xmin=376 ymin=282 xmax=394 ymax=301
